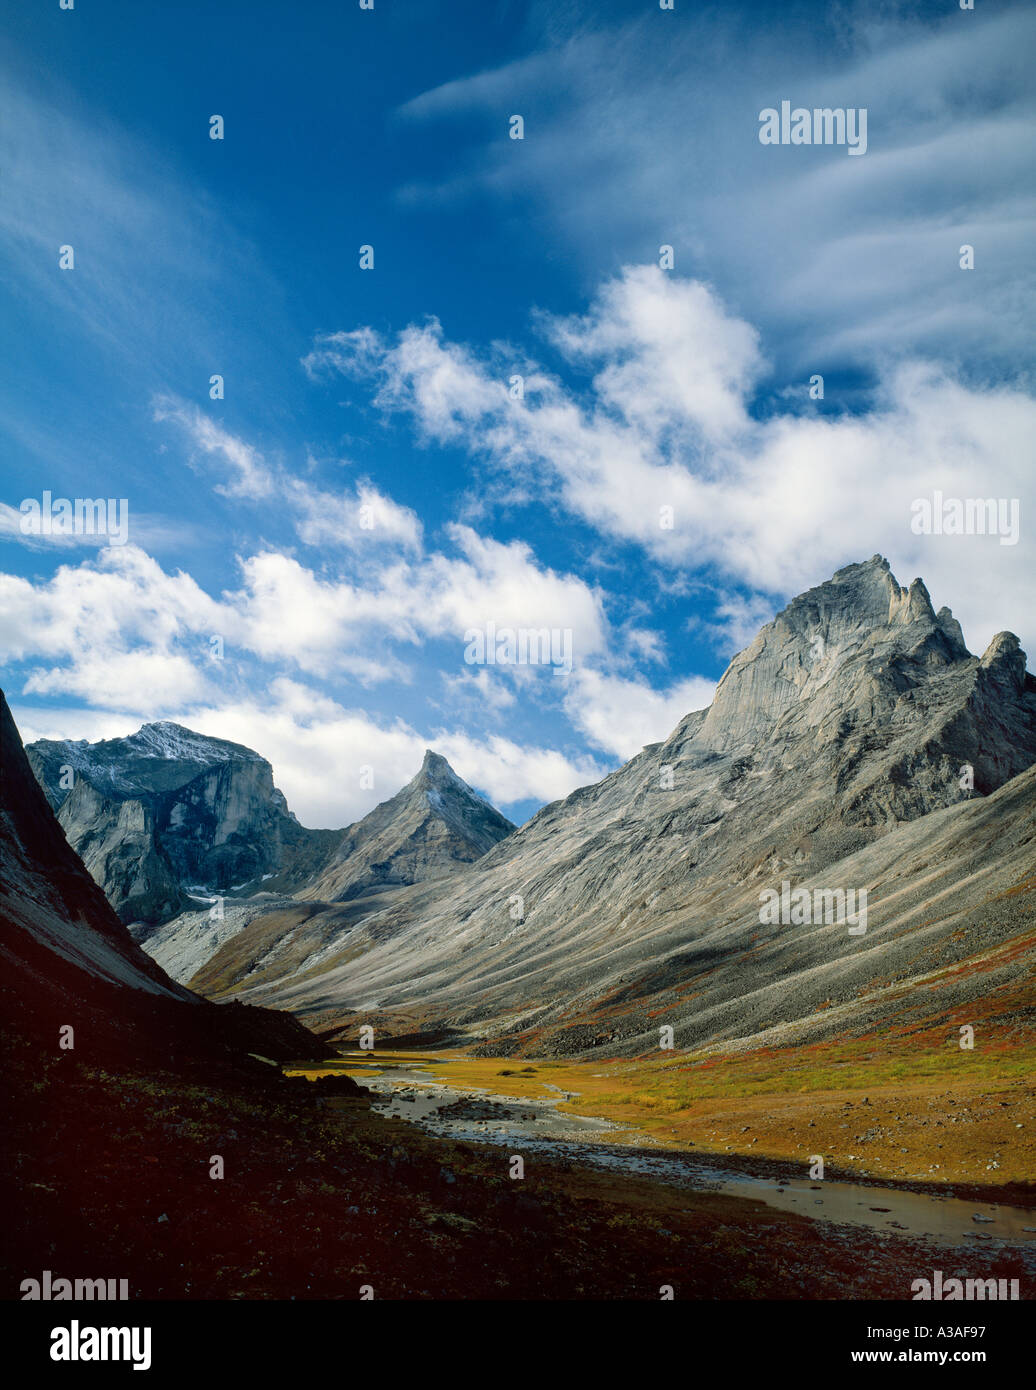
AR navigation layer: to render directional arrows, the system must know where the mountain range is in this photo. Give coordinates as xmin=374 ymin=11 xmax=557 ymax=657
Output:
xmin=22 ymin=556 xmax=1036 ymax=1062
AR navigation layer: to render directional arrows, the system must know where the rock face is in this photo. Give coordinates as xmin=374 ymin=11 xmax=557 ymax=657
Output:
xmin=691 ymin=556 xmax=1031 ymax=811
xmin=183 ymin=557 xmax=1036 ymax=1056
xmin=299 ymin=750 xmax=515 ymax=903
xmin=27 ymin=723 xmax=342 ymax=924
xmin=0 ymin=690 xmax=328 ymax=1065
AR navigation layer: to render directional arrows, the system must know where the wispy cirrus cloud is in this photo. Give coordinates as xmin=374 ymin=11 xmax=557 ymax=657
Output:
xmin=153 ymin=397 xmax=424 ymax=552
xmin=0 ymin=64 xmax=277 ymax=386
xmin=394 ymin=3 xmax=1036 ymax=380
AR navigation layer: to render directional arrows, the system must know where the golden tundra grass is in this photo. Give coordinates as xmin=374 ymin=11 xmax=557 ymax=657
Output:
xmin=290 ymin=1027 xmax=1036 ymax=1188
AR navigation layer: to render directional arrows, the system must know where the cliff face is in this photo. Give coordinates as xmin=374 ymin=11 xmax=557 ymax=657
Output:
xmin=27 ymin=723 xmax=342 ymax=924
xmin=26 ymin=717 xmax=515 ymax=939
xmin=1 ymin=691 xmax=179 ymax=991
xmin=691 ymin=555 xmax=1035 ymax=813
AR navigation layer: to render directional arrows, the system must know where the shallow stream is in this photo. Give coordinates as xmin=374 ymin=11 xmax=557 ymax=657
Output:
xmin=298 ymin=1052 xmax=1036 ymax=1248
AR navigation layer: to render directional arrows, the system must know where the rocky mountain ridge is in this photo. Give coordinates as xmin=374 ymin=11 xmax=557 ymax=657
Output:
xmin=27 ymin=726 xmax=516 ymax=934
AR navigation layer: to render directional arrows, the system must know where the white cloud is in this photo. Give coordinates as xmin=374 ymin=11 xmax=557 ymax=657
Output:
xmin=430 ymin=731 xmax=607 ymax=811
xmin=564 ymin=669 xmax=717 ymax=761
xmin=289 ymin=477 xmax=422 ymax=552
xmin=24 ymin=650 xmax=209 ymax=711
xmin=243 ymin=678 xmax=604 ymax=819
xmin=232 ymin=523 xmax=611 ymax=680
xmin=0 ymin=546 xmax=223 ymax=660
xmin=427 ymin=525 xmax=608 ymax=654
xmin=0 ymin=547 xmax=226 ymax=715
xmin=311 ymin=265 xmax=1036 ymax=656
xmin=539 ymin=267 xmax=761 ymax=445
xmin=0 ymin=500 xmax=202 ymax=555
xmin=440 ymin=667 xmax=517 ymax=712
xmin=0 ymin=514 xmax=633 ymax=807
xmin=152 ymin=400 xmax=275 ymax=499
xmin=13 ymin=706 xmax=145 ymax=749
xmin=232 ymin=551 xmax=413 ymax=684
xmin=0 ymin=503 xmax=81 ymax=549
xmin=0 ymin=521 xmax=614 ymax=697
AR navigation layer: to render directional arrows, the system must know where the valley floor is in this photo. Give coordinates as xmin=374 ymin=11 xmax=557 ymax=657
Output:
xmin=374 ymin=1035 xmax=1036 ymax=1200
xmin=4 ymin=1026 xmax=1033 ymax=1301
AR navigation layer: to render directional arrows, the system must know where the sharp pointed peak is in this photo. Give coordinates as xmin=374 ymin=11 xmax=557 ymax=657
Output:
xmin=413 ymin=750 xmax=480 ymax=800
xmin=402 ymin=749 xmax=512 ymax=826
xmin=771 ymin=555 xmax=950 ymax=637
xmin=415 ymin=749 xmax=459 ymax=782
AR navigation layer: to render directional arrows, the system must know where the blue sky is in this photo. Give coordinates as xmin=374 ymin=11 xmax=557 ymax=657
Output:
xmin=1 ymin=0 xmax=1033 ymax=826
